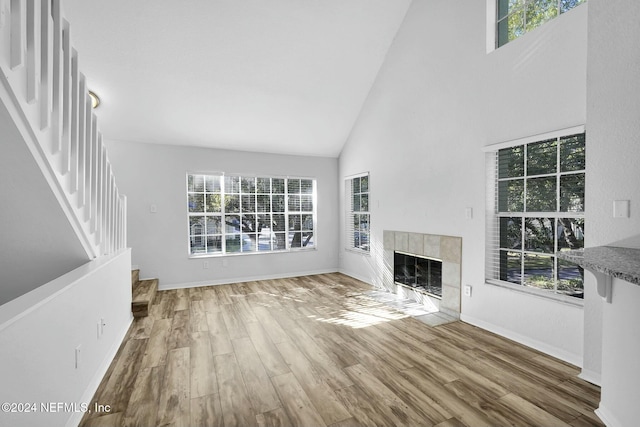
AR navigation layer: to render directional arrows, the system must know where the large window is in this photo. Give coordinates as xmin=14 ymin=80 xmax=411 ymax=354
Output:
xmin=486 ymin=131 xmax=585 ymax=299
xmin=345 ymin=173 xmax=370 ymax=252
xmin=496 ymin=0 xmax=586 ymax=48
xmin=187 ymin=174 xmax=316 ymax=256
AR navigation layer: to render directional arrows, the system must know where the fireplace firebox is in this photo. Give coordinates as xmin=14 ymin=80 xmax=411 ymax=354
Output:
xmin=394 ymin=251 xmax=443 ymax=297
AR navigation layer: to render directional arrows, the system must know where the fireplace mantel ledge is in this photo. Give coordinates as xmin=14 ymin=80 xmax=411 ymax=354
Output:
xmin=558 ymin=246 xmax=640 ymax=304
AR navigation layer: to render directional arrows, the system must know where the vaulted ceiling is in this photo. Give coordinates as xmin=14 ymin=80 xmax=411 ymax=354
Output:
xmin=63 ymin=0 xmax=411 ymax=157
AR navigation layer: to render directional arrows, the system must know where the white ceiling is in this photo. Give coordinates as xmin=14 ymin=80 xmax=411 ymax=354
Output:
xmin=62 ymin=0 xmax=411 ymax=157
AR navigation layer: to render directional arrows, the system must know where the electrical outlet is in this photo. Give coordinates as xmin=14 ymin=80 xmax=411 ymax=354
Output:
xmin=464 ymin=285 xmax=472 ymax=297
xmin=203 ymin=261 xmax=209 ymax=269
xmin=75 ymin=345 xmax=82 ymax=369
xmin=97 ymin=318 xmax=106 ymax=338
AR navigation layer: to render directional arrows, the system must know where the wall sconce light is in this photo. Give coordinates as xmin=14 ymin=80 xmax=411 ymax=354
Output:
xmin=88 ymin=91 xmax=101 ymax=109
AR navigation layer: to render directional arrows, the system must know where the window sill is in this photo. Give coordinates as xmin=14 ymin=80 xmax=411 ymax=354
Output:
xmin=485 ymin=279 xmax=584 ymax=308
xmin=189 ymin=247 xmax=317 ymax=259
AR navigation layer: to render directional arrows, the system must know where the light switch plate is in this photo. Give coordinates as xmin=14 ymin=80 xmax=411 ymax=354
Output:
xmin=613 ymin=200 xmax=630 ymax=218
xmin=465 ymin=207 xmax=473 ymax=220
xmin=75 ymin=345 xmax=82 ymax=369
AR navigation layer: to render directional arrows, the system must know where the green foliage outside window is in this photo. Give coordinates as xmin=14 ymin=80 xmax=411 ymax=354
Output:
xmin=347 ymin=175 xmax=370 ymax=252
xmin=497 ymin=0 xmax=586 ymax=47
xmin=496 ymin=133 xmax=585 ymax=298
xmin=187 ymin=174 xmax=315 ymax=256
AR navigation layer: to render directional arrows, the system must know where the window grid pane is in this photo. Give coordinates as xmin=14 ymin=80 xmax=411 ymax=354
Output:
xmin=346 ymin=174 xmax=370 ymax=252
xmin=493 ymin=133 xmax=585 ymax=298
xmin=187 ymin=174 xmax=316 ymax=256
xmin=496 ymin=0 xmax=586 ymax=48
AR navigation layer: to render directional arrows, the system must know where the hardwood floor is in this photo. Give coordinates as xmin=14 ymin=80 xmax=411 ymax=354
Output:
xmin=80 ymin=273 xmax=603 ymax=427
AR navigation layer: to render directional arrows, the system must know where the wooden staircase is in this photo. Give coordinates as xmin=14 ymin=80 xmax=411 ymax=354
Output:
xmin=131 ymin=270 xmax=158 ymax=318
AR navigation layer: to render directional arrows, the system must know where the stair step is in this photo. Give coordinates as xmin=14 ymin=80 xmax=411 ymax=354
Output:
xmin=132 ymin=278 xmax=158 ymax=318
xmin=131 ymin=269 xmax=140 ymax=287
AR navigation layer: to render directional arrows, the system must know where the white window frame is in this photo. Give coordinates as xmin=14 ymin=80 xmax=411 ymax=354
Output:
xmin=345 ymin=172 xmax=370 ymax=254
xmin=186 ymin=173 xmax=317 ymax=257
xmin=489 ymin=0 xmax=587 ymax=50
xmin=483 ymin=125 xmax=586 ymax=305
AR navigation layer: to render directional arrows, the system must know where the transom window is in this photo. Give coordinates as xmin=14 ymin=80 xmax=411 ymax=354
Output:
xmin=486 ymin=132 xmax=585 ymax=299
xmin=496 ymin=0 xmax=586 ymax=48
xmin=345 ymin=173 xmax=370 ymax=252
xmin=187 ymin=174 xmax=316 ymax=256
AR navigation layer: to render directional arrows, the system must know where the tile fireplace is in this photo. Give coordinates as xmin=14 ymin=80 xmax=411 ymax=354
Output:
xmin=383 ymin=231 xmax=462 ymax=318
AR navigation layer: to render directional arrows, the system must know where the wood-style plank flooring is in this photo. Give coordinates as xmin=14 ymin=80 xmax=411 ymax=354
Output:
xmin=80 ymin=273 xmax=603 ymax=427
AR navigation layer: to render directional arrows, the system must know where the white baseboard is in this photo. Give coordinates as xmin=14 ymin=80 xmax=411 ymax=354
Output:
xmin=66 ymin=316 xmax=133 ymax=427
xmin=460 ymin=314 xmax=583 ymax=367
xmin=158 ymin=268 xmax=339 ymax=290
xmin=337 ymin=268 xmax=374 ymax=286
xmin=595 ymin=405 xmax=620 ymax=427
xmin=578 ymin=368 xmax=602 ymax=387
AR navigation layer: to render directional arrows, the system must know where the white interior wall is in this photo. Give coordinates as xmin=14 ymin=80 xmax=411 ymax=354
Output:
xmin=586 ymin=0 xmax=640 ymax=250
xmin=105 ymin=140 xmax=339 ymax=288
xmin=0 ymin=75 xmax=89 ymax=306
xmin=339 ymin=0 xmax=588 ymax=364
xmin=0 ymin=250 xmax=132 ymax=427
xmin=586 ymin=0 xmax=640 ymax=422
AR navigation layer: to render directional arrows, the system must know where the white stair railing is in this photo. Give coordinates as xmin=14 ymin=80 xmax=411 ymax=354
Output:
xmin=0 ymin=0 xmax=126 ymax=259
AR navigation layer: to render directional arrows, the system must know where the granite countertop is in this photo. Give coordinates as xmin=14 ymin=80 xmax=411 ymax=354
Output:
xmin=557 ymin=246 xmax=640 ymax=286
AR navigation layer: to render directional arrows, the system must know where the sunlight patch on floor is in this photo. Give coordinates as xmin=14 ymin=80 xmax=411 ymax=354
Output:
xmin=308 ymin=288 xmax=455 ymax=329
xmin=313 ymin=309 xmax=408 ymax=329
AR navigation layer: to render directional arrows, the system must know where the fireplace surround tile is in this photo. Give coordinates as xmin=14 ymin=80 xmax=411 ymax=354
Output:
xmin=442 ymin=262 xmax=461 ymax=288
xmin=424 ymin=235 xmax=441 ymax=259
xmin=441 ymin=284 xmax=461 ymax=316
xmin=395 ymin=232 xmax=409 ymax=252
xmin=408 ymin=233 xmax=424 ymax=256
xmin=441 ymin=236 xmax=462 ymax=263
xmin=383 ymin=230 xmax=395 ymax=250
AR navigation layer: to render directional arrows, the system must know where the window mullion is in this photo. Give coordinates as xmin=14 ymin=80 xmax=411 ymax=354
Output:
xmin=556 ymin=137 xmax=561 ymax=214
xmin=554 ymin=218 xmax=559 ymax=293
xmin=520 ymin=218 xmax=525 ymax=285
xmin=555 ymin=138 xmax=561 ymax=292
xmin=523 ymin=143 xmax=528 ymax=213
xmin=285 ymin=179 xmax=290 ymax=251
xmin=221 ymin=175 xmax=227 ymax=254
xmin=522 ymin=142 xmax=528 ymax=286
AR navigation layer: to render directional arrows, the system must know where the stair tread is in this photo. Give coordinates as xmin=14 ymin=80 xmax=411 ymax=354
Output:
xmin=132 ymin=279 xmax=158 ymax=303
